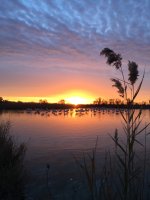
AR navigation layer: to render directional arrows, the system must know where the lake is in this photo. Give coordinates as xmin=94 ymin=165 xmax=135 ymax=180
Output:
xmin=1 ymin=108 xmax=150 ymax=199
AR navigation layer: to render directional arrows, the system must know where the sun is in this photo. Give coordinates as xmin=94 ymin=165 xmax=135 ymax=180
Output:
xmin=66 ymin=96 xmax=88 ymax=105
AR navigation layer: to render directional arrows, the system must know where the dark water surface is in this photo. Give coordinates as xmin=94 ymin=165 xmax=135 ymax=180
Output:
xmin=1 ymin=109 xmax=150 ymax=199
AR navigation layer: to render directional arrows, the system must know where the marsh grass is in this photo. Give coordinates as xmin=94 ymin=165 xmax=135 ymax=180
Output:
xmin=100 ymin=48 xmax=150 ymax=200
xmin=0 ymin=121 xmax=26 ymax=200
xmin=73 ymin=137 xmax=98 ymax=200
xmin=74 ymin=49 xmax=150 ymax=200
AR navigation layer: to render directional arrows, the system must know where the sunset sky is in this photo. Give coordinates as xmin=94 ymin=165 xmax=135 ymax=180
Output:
xmin=0 ymin=0 xmax=150 ymax=104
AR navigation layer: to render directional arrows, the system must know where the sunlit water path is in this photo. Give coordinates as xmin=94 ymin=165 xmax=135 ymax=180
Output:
xmin=1 ymin=108 xmax=150 ymax=199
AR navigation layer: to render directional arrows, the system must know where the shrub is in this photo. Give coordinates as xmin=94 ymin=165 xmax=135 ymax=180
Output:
xmin=0 ymin=121 xmax=26 ymax=200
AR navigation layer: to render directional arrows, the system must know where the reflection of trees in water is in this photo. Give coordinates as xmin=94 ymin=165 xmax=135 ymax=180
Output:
xmin=24 ymin=108 xmax=125 ymax=119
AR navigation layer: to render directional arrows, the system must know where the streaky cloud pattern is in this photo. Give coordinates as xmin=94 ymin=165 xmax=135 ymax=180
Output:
xmin=0 ymin=0 xmax=150 ymax=101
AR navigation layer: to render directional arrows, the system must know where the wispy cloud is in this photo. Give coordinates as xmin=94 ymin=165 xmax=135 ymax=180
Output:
xmin=0 ymin=0 xmax=150 ymax=98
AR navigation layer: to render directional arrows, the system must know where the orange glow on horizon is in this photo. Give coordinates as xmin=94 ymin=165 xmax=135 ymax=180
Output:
xmin=66 ymin=96 xmax=90 ymax=105
xmin=3 ymin=88 xmax=148 ymax=104
xmin=3 ymin=90 xmax=96 ymax=104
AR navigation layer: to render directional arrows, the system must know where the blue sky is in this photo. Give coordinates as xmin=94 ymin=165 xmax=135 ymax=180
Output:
xmin=0 ymin=0 xmax=150 ymax=102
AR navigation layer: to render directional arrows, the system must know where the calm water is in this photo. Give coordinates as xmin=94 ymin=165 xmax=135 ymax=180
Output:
xmin=1 ymin=108 xmax=150 ymax=199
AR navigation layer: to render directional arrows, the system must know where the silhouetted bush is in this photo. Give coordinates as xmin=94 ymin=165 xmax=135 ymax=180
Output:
xmin=0 ymin=121 xmax=26 ymax=200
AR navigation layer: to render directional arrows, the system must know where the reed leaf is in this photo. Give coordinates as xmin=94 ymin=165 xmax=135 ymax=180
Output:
xmin=131 ymin=71 xmax=145 ymax=103
xmin=120 ymin=111 xmax=127 ymax=124
xmin=110 ymin=134 xmax=126 ymax=154
xmin=132 ymin=119 xmax=143 ymax=135
xmin=134 ymin=139 xmax=144 ymax=147
xmin=132 ymin=109 xmax=142 ymax=126
xmin=129 ymin=109 xmax=135 ymax=123
xmin=135 ymin=123 xmax=150 ymax=136
xmin=116 ymin=154 xmax=126 ymax=168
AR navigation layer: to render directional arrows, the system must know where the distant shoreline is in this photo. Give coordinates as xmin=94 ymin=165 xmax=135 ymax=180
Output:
xmin=0 ymin=101 xmax=150 ymax=110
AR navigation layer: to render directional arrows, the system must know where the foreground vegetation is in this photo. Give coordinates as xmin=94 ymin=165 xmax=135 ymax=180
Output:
xmin=75 ymin=48 xmax=150 ymax=200
xmin=0 ymin=122 xmax=26 ymax=200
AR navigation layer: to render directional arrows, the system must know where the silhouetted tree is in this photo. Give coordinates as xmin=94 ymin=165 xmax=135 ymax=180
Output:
xmin=39 ymin=99 xmax=48 ymax=104
xmin=0 ymin=97 xmax=3 ymax=102
xmin=93 ymin=97 xmax=101 ymax=105
xmin=58 ymin=99 xmax=65 ymax=104
xmin=109 ymin=99 xmax=115 ymax=104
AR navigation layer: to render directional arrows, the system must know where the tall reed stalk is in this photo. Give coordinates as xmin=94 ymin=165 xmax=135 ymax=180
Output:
xmin=74 ymin=48 xmax=149 ymax=200
xmin=100 ymin=48 xmax=150 ymax=200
